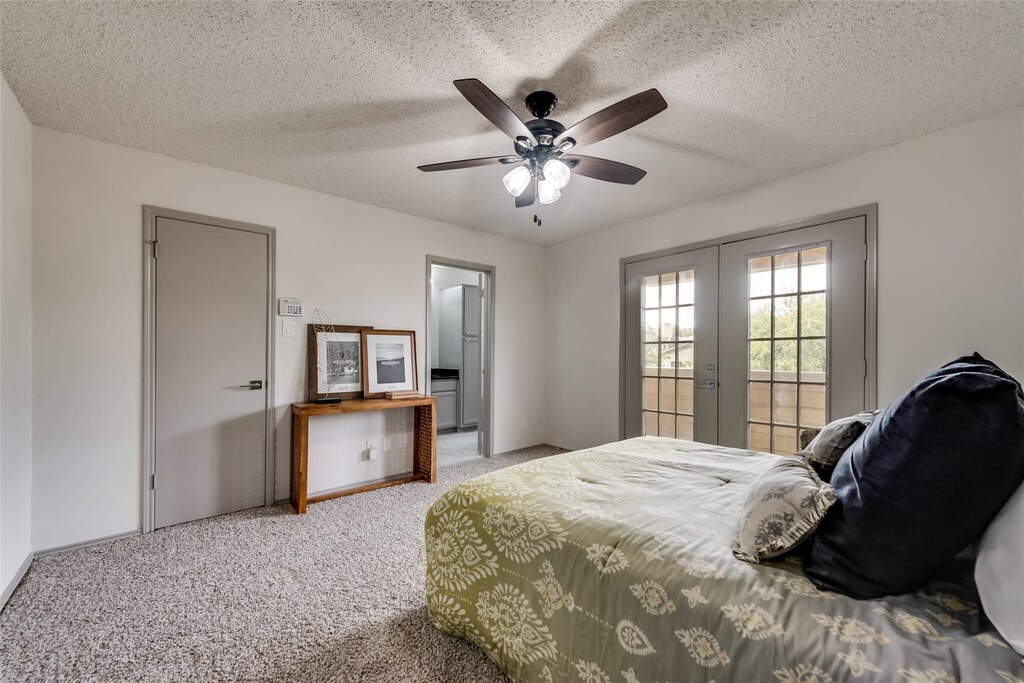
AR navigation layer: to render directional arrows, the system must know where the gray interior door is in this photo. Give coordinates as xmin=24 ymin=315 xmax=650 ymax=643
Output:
xmin=461 ymin=336 xmax=481 ymax=427
xmin=462 ymin=284 xmax=481 ymax=336
xmin=624 ymin=246 xmax=719 ymax=443
xmin=476 ymin=273 xmax=488 ymax=455
xmin=461 ymin=284 xmax=481 ymax=429
xmin=718 ymin=217 xmax=867 ymax=453
xmin=155 ymin=217 xmax=269 ymax=528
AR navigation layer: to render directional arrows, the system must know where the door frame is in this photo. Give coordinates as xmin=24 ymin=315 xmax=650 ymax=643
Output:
xmin=425 ymin=255 xmax=496 ymax=458
xmin=619 ymin=204 xmax=878 ymax=440
xmin=142 ymin=206 xmax=277 ymax=533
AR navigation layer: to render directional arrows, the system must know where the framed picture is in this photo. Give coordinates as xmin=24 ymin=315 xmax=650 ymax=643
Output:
xmin=306 ymin=324 xmax=374 ymax=402
xmin=361 ymin=329 xmax=418 ymax=398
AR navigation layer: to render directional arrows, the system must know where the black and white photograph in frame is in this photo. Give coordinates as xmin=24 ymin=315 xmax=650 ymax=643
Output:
xmin=361 ymin=329 xmax=418 ymax=398
xmin=306 ymin=324 xmax=373 ymax=402
xmin=320 ymin=332 xmax=361 ymax=389
xmin=374 ymin=343 xmax=406 ymax=384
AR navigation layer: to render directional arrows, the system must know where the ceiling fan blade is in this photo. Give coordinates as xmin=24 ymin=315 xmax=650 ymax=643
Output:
xmin=555 ymin=89 xmax=667 ymax=149
xmin=563 ymin=155 xmax=647 ymax=184
xmin=454 ymin=79 xmax=534 ymax=142
xmin=515 ymin=177 xmax=537 ymax=208
xmin=418 ymin=156 xmax=519 ymax=172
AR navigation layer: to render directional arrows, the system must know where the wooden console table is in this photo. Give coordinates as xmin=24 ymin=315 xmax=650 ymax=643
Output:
xmin=290 ymin=396 xmax=437 ymax=513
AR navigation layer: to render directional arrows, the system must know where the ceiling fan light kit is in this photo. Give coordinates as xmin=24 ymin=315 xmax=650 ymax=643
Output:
xmin=502 ymin=166 xmax=532 ymax=197
xmin=542 ymin=159 xmax=571 ymax=189
xmin=537 ymin=179 xmax=561 ymax=205
xmin=418 ymin=79 xmax=667 ymax=213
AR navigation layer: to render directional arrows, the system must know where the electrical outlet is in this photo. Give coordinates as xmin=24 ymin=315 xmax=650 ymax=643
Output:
xmin=520 ymin=418 xmax=527 ymax=431
xmin=364 ymin=440 xmax=379 ymax=461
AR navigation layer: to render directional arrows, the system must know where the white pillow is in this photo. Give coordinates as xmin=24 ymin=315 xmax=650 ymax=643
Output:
xmin=976 ymin=480 xmax=1024 ymax=655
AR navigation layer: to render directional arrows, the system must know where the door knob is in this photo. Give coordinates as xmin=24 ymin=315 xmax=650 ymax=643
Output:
xmin=240 ymin=380 xmax=263 ymax=390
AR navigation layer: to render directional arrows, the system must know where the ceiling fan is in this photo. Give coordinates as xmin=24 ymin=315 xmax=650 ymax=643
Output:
xmin=418 ymin=79 xmax=667 ymax=208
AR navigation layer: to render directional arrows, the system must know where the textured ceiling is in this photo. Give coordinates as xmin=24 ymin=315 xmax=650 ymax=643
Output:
xmin=2 ymin=1 xmax=1022 ymax=246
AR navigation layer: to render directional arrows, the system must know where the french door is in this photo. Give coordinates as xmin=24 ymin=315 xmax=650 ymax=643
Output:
xmin=624 ymin=214 xmax=869 ymax=454
xmin=623 ymin=246 xmax=719 ymax=443
xmin=719 ymin=216 xmax=867 ymax=452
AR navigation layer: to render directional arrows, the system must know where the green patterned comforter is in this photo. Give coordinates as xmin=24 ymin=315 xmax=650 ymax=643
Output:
xmin=424 ymin=437 xmax=1023 ymax=683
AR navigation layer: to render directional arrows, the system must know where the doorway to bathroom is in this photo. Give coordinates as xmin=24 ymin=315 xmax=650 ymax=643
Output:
xmin=426 ymin=257 xmax=495 ymax=466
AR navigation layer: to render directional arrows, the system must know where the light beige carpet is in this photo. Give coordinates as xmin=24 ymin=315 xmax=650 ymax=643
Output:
xmin=0 ymin=445 xmax=566 ymax=682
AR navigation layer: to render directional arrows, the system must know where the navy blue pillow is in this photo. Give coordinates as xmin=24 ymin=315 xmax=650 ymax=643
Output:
xmin=805 ymin=353 xmax=1024 ymax=599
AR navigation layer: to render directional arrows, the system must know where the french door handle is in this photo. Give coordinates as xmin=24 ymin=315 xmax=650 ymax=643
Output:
xmin=697 ymin=380 xmax=717 ymax=390
xmin=240 ymin=380 xmax=263 ymax=390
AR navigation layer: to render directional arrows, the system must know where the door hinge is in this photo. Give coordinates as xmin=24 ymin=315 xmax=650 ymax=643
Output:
xmin=151 ymin=240 xmax=159 ymax=259
xmin=150 ymin=474 xmax=156 ymax=489
xmin=863 ymin=243 xmax=868 ymax=262
xmin=864 ymin=358 xmax=868 ymax=378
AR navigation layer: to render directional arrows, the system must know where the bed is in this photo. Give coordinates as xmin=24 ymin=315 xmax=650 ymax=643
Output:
xmin=424 ymin=437 xmax=1023 ymax=683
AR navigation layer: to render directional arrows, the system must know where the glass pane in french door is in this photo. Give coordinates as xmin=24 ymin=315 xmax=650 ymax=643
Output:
xmin=642 ymin=269 xmax=695 ymax=439
xmin=747 ymin=246 xmax=828 ymax=454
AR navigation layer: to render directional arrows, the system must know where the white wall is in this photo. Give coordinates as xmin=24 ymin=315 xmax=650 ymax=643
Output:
xmin=23 ymin=106 xmax=1024 ymax=550
xmin=32 ymin=127 xmax=547 ymax=550
xmin=546 ymin=107 xmax=1024 ymax=451
xmin=1 ymin=75 xmax=33 ymax=597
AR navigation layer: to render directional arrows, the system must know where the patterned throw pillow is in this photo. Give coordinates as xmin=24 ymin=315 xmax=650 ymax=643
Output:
xmin=734 ymin=457 xmax=837 ymax=563
xmin=799 ymin=411 xmax=878 ymax=481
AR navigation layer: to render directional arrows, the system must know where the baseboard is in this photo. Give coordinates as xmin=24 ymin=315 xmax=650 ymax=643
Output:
xmin=1 ymin=552 xmax=33 ymax=611
xmin=35 ymin=528 xmax=141 ymax=557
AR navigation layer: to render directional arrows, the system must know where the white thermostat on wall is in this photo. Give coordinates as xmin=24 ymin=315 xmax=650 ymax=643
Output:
xmin=278 ymin=298 xmax=304 ymax=317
